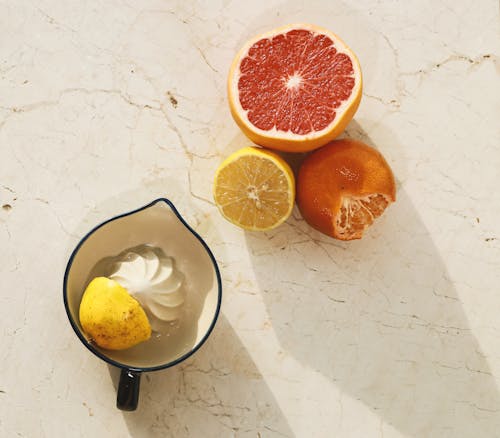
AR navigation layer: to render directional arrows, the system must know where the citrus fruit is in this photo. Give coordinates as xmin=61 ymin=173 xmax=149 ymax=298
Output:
xmin=79 ymin=277 xmax=152 ymax=350
xmin=228 ymin=23 xmax=362 ymax=153
xmin=297 ymin=139 xmax=395 ymax=240
xmin=213 ymin=146 xmax=295 ymax=231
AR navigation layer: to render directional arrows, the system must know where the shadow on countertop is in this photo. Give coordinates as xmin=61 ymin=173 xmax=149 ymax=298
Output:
xmin=244 ymin=121 xmax=500 ymax=437
xmin=108 ymin=314 xmax=293 ymax=438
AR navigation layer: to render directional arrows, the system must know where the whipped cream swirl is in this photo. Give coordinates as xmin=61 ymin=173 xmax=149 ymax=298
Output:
xmin=108 ymin=246 xmax=185 ymax=323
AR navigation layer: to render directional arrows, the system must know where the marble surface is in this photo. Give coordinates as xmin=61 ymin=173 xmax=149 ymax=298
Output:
xmin=1 ymin=1 xmax=499 ymax=437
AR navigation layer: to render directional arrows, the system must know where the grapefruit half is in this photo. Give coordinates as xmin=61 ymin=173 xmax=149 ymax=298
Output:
xmin=228 ymin=24 xmax=362 ymax=152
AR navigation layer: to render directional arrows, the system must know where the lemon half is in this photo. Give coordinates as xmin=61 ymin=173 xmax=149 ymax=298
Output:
xmin=213 ymin=146 xmax=295 ymax=231
xmin=79 ymin=277 xmax=151 ymax=350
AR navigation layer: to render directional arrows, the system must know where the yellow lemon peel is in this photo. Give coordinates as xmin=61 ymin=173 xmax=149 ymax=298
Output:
xmin=79 ymin=277 xmax=151 ymax=350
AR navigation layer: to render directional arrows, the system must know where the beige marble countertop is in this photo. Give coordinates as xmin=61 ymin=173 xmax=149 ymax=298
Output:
xmin=1 ymin=1 xmax=499 ymax=437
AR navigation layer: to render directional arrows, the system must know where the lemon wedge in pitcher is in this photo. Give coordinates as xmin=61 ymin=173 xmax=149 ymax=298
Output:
xmin=79 ymin=277 xmax=151 ymax=350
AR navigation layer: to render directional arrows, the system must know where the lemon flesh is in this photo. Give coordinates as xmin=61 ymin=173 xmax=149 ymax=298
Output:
xmin=79 ymin=277 xmax=151 ymax=350
xmin=213 ymin=146 xmax=295 ymax=231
